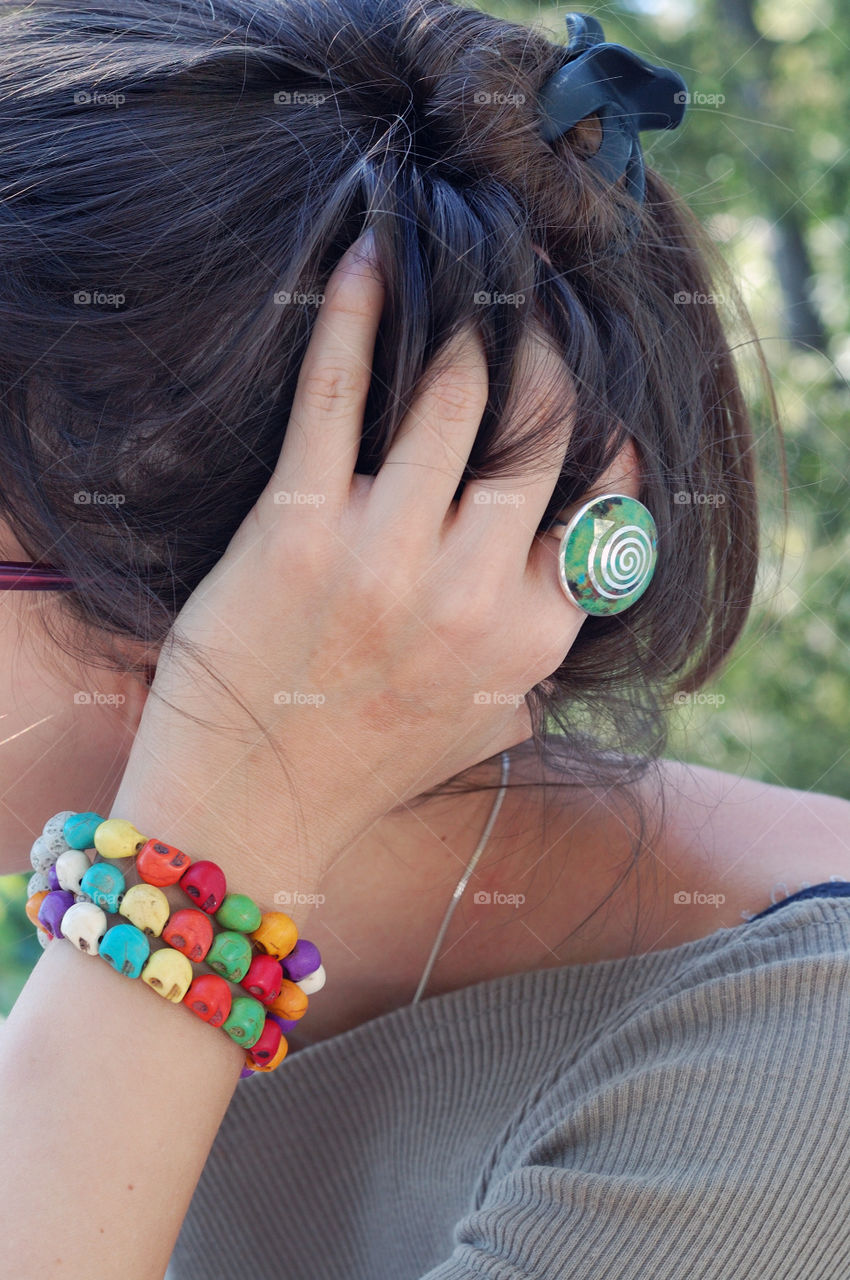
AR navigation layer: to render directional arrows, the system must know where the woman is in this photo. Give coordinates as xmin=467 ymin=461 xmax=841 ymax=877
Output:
xmin=1 ymin=1 xmax=850 ymax=1277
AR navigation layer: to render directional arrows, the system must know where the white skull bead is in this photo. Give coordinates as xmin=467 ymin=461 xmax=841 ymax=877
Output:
xmin=295 ymin=963 xmax=326 ymax=995
xmin=41 ymin=810 xmax=76 ymax=856
xmin=29 ymin=833 xmax=67 ymax=873
xmin=60 ymin=901 xmax=108 ymax=955
xmin=54 ymin=849 xmax=92 ymax=895
xmin=27 ymin=871 xmax=51 ymax=897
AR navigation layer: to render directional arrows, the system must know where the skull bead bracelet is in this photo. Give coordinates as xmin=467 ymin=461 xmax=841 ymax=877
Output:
xmin=25 ymin=810 xmax=325 ymax=1080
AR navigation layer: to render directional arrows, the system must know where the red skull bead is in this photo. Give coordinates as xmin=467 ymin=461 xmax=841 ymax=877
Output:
xmin=162 ymin=907 xmax=214 ymax=962
xmin=183 ymin=974 xmax=232 ymax=1028
xmin=240 ymin=954 xmax=284 ymax=1004
xmin=179 ymin=859 xmax=227 ymax=914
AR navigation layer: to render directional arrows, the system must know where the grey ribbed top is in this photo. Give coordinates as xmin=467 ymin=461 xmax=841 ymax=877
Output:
xmin=168 ymin=894 xmax=850 ymax=1279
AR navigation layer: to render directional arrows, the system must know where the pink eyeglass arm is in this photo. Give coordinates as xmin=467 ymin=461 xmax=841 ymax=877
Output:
xmin=0 ymin=561 xmax=75 ymax=590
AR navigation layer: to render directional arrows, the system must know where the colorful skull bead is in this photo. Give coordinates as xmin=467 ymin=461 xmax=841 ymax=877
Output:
xmin=222 ymin=995 xmax=266 ymax=1048
xmin=141 ymin=947 xmax=193 ymax=1003
xmin=240 ymin=954 xmax=283 ymax=1004
xmin=246 ymin=1017 xmax=282 ymax=1066
xmin=136 ymin=838 xmax=191 ymax=887
xmin=162 ymin=908 xmax=214 ymax=962
xmin=249 ymin=911 xmax=298 ymax=960
xmin=99 ymin=922 xmax=150 ymax=978
xmin=119 ymin=883 xmax=171 ymax=937
xmin=279 ymin=938 xmax=321 ymax=983
xmin=80 ymin=862 xmax=126 ymax=914
xmin=62 ymin=812 xmax=106 ymax=851
xmin=206 ymin=930 xmax=252 ymax=983
xmin=61 ymin=901 xmax=108 ymax=955
xmin=93 ymin=819 xmax=147 ymax=861
xmin=215 ymin=892 xmax=262 ymax=935
xmin=179 ymin=860 xmax=226 ymax=914
xmin=267 ymin=978 xmax=309 ymax=1022
xmin=184 ymin=974 xmax=232 ymax=1028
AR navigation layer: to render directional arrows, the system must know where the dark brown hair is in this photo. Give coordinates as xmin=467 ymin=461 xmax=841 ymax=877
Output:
xmin=0 ymin=0 xmax=781 ymax=946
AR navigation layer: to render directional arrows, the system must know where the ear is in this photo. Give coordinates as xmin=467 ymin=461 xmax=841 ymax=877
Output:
xmin=593 ymin=434 xmax=642 ymax=500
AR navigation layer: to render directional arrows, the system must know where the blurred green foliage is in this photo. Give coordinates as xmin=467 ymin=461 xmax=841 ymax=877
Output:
xmin=3 ymin=0 xmax=850 ymax=1016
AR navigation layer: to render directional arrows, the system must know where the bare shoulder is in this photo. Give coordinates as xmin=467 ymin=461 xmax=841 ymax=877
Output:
xmin=652 ymin=758 xmax=850 ymax=900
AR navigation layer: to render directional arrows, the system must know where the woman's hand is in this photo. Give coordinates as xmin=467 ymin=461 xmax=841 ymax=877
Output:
xmin=111 ymin=231 xmax=602 ymax=907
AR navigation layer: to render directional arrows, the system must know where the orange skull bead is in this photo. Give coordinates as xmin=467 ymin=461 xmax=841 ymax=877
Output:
xmin=249 ymin=911 xmax=298 ymax=960
xmin=162 ymin=907 xmax=214 ymax=962
xmin=136 ymin=838 xmax=192 ymax=887
xmin=267 ymin=978 xmax=309 ymax=1022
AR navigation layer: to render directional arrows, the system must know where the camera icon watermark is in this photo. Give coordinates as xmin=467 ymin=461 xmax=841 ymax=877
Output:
xmin=472 ymin=90 xmax=526 ymax=106
xmin=473 ymin=889 xmax=526 ymax=907
xmin=472 ymin=490 xmax=525 ymax=506
xmin=272 ymin=490 xmax=326 ymax=506
xmin=673 ymin=691 xmax=726 ymax=707
xmin=673 ymin=889 xmax=726 ymax=906
xmin=74 ymin=89 xmax=126 ymax=108
xmin=273 ymin=91 xmax=327 ymax=106
xmin=73 ymin=491 xmax=126 ymax=505
xmin=673 ymin=290 xmax=725 ymax=305
xmin=73 ymin=289 xmax=126 ymax=309
xmin=473 ymin=691 xmax=526 ymax=707
xmin=673 ymin=491 xmax=726 ymax=506
xmin=73 ymin=691 xmax=126 ymax=706
xmin=273 ymin=889 xmax=326 ymax=906
xmin=273 ymin=691 xmax=326 ymax=706
xmin=473 ymin=290 xmax=526 ymax=307
xmin=673 ymin=90 xmax=725 ymax=107
xmin=273 ymin=290 xmax=325 ymax=307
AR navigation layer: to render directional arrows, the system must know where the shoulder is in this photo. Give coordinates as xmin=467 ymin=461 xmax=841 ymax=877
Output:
xmin=653 ymin=758 xmax=850 ymax=897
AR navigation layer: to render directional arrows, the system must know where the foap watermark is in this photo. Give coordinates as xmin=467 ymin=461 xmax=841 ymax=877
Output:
xmin=673 ymin=691 xmax=726 ymax=707
xmin=274 ymin=889 xmax=326 ymax=907
xmin=673 ymin=290 xmax=724 ymax=305
xmin=673 ymin=889 xmax=726 ymax=907
xmin=673 ymin=90 xmax=725 ymax=107
xmin=473 ymin=890 xmax=526 ymax=907
xmin=273 ymin=90 xmax=327 ymax=107
xmin=473 ymin=290 xmax=526 ymax=307
xmin=472 ymin=490 xmax=525 ymax=507
xmin=273 ymin=490 xmax=327 ymax=506
xmin=273 ymin=691 xmax=326 ymax=706
xmin=73 ymin=491 xmax=126 ymax=506
xmin=474 ymin=691 xmax=525 ymax=707
xmin=473 ymin=90 xmax=526 ymax=107
xmin=73 ymin=289 xmax=126 ymax=309
xmin=673 ymin=491 xmax=726 ymax=506
xmin=273 ymin=290 xmax=325 ymax=307
xmin=73 ymin=691 xmax=126 ymax=706
xmin=74 ymin=89 xmax=126 ymax=108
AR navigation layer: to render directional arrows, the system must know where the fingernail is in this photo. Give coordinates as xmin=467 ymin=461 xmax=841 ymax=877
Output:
xmin=347 ymin=227 xmax=377 ymax=268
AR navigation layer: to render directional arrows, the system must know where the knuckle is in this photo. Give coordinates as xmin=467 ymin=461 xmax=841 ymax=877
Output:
xmin=298 ymin=361 xmax=369 ymax=418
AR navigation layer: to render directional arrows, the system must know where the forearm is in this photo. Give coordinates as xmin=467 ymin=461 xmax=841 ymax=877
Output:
xmin=0 ymin=802 xmax=317 ymax=1280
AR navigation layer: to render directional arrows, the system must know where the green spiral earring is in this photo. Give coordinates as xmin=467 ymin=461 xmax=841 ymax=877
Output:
xmin=547 ymin=493 xmax=657 ymax=617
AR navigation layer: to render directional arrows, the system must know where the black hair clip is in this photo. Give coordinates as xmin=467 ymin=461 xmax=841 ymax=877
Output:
xmin=538 ymin=13 xmax=688 ymax=247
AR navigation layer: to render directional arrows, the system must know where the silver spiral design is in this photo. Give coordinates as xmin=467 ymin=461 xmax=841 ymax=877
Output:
xmin=589 ymin=522 xmax=653 ymax=600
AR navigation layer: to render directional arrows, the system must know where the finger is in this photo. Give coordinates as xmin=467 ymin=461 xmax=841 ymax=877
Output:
xmin=260 ymin=231 xmax=385 ymax=519
xmin=365 ymin=324 xmax=489 ymax=539
xmin=454 ymin=323 xmax=577 ymax=556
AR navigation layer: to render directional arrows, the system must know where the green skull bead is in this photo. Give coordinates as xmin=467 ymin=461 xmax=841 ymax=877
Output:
xmin=222 ymin=995 xmax=266 ymax=1048
xmin=206 ymin=929 xmax=253 ymax=982
xmin=215 ymin=892 xmax=262 ymax=934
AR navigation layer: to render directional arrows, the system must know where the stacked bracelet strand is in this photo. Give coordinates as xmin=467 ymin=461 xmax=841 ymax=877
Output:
xmin=25 ymin=810 xmax=325 ymax=1080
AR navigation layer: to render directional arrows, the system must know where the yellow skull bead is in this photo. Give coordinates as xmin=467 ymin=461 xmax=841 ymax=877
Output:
xmin=119 ymin=883 xmax=171 ymax=937
xmin=93 ymin=818 xmax=147 ymax=860
xmin=141 ymin=947 xmax=194 ymax=1003
xmin=249 ymin=911 xmax=298 ymax=960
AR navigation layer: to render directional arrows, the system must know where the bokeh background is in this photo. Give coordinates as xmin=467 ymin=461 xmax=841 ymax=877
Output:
xmin=2 ymin=0 xmax=849 ymax=1015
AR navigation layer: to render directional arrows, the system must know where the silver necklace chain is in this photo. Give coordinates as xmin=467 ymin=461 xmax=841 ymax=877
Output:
xmin=410 ymin=749 xmax=512 ymax=1005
